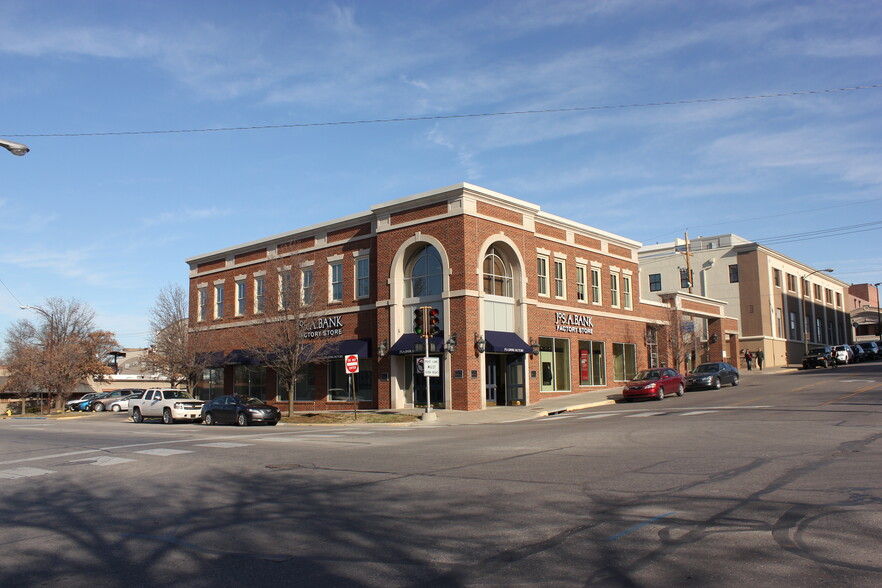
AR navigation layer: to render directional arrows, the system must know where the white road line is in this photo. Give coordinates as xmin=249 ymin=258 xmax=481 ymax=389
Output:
xmin=679 ymin=411 xmax=719 ymax=416
xmin=194 ymin=442 xmax=253 ymax=448
xmin=0 ymin=467 xmax=55 ymax=479
xmin=625 ymin=412 xmax=666 ymax=418
xmin=252 ymin=437 xmax=302 ymax=442
xmin=69 ymin=456 xmax=136 ymax=467
xmin=578 ymin=413 xmax=618 ymax=419
xmin=135 ymin=448 xmax=193 ymax=456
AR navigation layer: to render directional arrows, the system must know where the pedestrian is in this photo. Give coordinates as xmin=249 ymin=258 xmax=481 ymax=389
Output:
xmin=745 ymin=350 xmax=753 ymax=371
xmin=756 ymin=349 xmax=764 ymax=371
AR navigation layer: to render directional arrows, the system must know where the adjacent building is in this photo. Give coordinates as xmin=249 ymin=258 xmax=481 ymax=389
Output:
xmin=185 ymin=183 xmax=737 ymax=412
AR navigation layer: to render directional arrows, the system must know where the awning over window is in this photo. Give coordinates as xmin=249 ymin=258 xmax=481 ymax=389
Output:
xmin=196 ymin=351 xmax=226 ymax=367
xmin=484 ymin=330 xmax=532 ymax=354
xmin=224 ymin=349 xmax=261 ymax=365
xmin=389 ymin=333 xmax=444 ymax=355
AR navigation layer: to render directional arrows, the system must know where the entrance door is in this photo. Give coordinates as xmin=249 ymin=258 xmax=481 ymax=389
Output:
xmin=413 ymin=356 xmax=444 ymax=408
xmin=486 ymin=359 xmax=499 ymax=406
xmin=506 ymin=355 xmax=526 ymax=405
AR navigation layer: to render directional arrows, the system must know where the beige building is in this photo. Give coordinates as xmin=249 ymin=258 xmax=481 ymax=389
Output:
xmin=639 ymin=234 xmax=851 ymax=368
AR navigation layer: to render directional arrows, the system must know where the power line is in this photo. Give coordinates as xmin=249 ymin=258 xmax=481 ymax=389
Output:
xmin=3 ymin=84 xmax=881 ymax=138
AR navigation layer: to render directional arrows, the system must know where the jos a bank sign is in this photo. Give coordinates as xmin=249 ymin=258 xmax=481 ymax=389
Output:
xmin=555 ymin=312 xmax=595 ymax=334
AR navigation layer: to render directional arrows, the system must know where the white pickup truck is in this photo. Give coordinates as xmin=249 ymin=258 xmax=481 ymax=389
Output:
xmin=128 ymin=388 xmax=204 ymax=424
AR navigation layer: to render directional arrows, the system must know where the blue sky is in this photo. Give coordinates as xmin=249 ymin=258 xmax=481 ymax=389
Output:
xmin=1 ymin=0 xmax=880 ymax=347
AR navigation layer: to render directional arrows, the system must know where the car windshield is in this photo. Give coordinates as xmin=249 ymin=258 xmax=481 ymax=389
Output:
xmin=693 ymin=364 xmax=719 ymax=374
xmin=240 ymin=397 xmax=266 ymax=406
xmin=633 ymin=370 xmax=661 ymax=381
xmin=807 ymin=349 xmax=826 ymax=356
xmin=163 ymin=390 xmax=191 ymax=399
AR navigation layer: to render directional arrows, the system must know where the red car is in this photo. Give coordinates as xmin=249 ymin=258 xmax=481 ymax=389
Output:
xmin=622 ymin=368 xmax=685 ymax=401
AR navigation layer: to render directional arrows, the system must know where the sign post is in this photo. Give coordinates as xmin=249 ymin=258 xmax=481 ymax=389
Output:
xmin=344 ymin=354 xmax=359 ymax=419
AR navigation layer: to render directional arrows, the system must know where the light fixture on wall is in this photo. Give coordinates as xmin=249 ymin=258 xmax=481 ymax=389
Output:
xmin=709 ymin=333 xmax=718 ymax=344
xmin=474 ymin=333 xmax=486 ymax=354
xmin=530 ymin=338 xmax=541 ymax=355
xmin=445 ymin=332 xmax=457 ymax=354
xmin=377 ymin=339 xmax=388 ymax=359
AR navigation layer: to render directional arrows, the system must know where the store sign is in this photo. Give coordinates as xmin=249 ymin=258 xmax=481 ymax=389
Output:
xmin=555 ymin=312 xmax=595 ymax=334
xmin=301 ymin=315 xmax=344 ymax=339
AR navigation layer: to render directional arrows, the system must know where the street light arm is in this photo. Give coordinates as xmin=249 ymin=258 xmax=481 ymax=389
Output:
xmin=1 ymin=138 xmax=30 ymax=156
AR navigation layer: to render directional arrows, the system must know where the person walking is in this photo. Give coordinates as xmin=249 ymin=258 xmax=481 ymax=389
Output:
xmin=745 ymin=350 xmax=753 ymax=371
xmin=756 ymin=349 xmax=764 ymax=370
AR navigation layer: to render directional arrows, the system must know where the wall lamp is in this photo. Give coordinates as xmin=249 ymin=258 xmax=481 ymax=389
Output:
xmin=530 ymin=338 xmax=541 ymax=355
xmin=445 ymin=332 xmax=457 ymax=354
xmin=709 ymin=333 xmax=718 ymax=344
xmin=474 ymin=333 xmax=486 ymax=354
xmin=377 ymin=339 xmax=388 ymax=359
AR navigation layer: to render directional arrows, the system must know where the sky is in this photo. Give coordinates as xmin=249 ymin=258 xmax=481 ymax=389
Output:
xmin=1 ymin=0 xmax=881 ymax=348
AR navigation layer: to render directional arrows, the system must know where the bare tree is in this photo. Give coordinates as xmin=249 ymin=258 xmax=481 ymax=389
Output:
xmin=664 ymin=305 xmax=695 ymax=373
xmin=11 ymin=298 xmax=117 ymax=412
xmin=2 ymin=321 xmax=41 ymax=414
xmin=246 ymin=257 xmax=335 ymax=416
xmin=147 ymin=283 xmax=210 ymax=393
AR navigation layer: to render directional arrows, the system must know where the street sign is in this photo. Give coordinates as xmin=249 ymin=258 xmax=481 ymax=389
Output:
xmin=422 ymin=357 xmax=440 ymax=377
xmin=344 ymin=354 xmax=360 ymax=374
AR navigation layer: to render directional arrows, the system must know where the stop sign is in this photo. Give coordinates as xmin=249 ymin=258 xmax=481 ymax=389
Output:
xmin=344 ymin=354 xmax=360 ymax=374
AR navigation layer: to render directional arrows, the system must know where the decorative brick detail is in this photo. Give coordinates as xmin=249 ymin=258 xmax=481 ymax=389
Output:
xmin=608 ymin=244 xmax=632 ymax=259
xmin=234 ymin=249 xmax=267 ymax=264
xmin=328 ymin=223 xmax=371 ymax=243
xmin=535 ymin=222 xmax=566 ymax=240
xmin=681 ymin=300 xmax=721 ymax=315
xmin=390 ymin=201 xmax=449 ymax=225
xmin=278 ymin=237 xmax=314 ymax=255
xmin=575 ymin=234 xmax=601 ymax=250
xmin=477 ymin=201 xmax=522 ymax=224
xmin=197 ymin=259 xmax=226 ymax=273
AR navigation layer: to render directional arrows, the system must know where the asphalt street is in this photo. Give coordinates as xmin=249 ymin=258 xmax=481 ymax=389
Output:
xmin=1 ymin=364 xmax=881 ymax=587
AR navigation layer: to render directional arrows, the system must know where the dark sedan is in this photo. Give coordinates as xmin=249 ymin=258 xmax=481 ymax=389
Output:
xmin=201 ymin=395 xmax=281 ymax=426
xmin=685 ymin=362 xmax=740 ymax=390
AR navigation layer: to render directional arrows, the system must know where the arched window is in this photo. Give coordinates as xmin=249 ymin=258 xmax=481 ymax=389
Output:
xmin=483 ymin=247 xmax=513 ymax=297
xmin=405 ymin=245 xmax=443 ymax=297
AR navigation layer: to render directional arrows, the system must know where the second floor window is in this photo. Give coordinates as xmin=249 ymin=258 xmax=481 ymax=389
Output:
xmin=554 ymin=260 xmax=565 ymax=298
xmin=330 ymin=263 xmax=343 ymax=302
xmin=483 ymin=248 xmax=513 ymax=297
xmin=729 ymin=264 xmax=739 ymax=283
xmin=610 ymin=273 xmax=620 ymax=307
xmin=198 ymin=288 xmax=207 ymax=321
xmin=591 ymin=268 xmax=601 ymax=304
xmin=236 ymin=281 xmax=246 ymax=315
xmin=302 ymin=268 xmax=314 ymax=304
xmin=576 ymin=266 xmax=586 ymax=302
xmin=356 ymin=258 xmax=370 ymax=299
xmin=622 ymin=275 xmax=632 ymax=310
xmin=537 ymin=256 xmax=548 ymax=296
xmin=649 ymin=273 xmax=661 ymax=292
xmin=255 ymin=276 xmax=265 ymax=313
xmin=214 ymin=284 xmax=224 ymax=319
xmin=279 ymin=271 xmax=291 ymax=309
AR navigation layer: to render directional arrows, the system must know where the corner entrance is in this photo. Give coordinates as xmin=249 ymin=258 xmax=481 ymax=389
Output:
xmin=485 ymin=354 xmax=526 ymax=406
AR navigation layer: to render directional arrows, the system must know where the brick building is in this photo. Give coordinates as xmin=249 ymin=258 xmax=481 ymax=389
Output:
xmin=185 ymin=184 xmax=737 ymax=412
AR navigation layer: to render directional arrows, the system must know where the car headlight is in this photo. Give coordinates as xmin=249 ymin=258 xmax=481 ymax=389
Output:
xmin=642 ymin=383 xmax=655 ymax=389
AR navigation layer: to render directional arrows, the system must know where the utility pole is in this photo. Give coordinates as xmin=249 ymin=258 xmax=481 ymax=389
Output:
xmin=679 ymin=231 xmax=694 ymax=294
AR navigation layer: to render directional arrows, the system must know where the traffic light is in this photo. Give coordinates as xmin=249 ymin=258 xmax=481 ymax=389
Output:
xmin=427 ymin=308 xmax=440 ymax=337
xmin=414 ymin=307 xmax=425 ymax=337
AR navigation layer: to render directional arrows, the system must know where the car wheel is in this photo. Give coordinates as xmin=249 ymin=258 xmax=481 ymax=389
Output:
xmin=676 ymin=384 xmax=684 ymax=397
xmin=713 ymin=377 xmax=721 ymax=390
xmin=656 ymin=387 xmax=665 ymax=401
xmin=162 ymin=408 xmax=174 ymax=424
xmin=204 ymin=412 xmax=214 ymax=426
xmin=236 ymin=412 xmax=248 ymax=427
xmin=93 ymin=403 xmax=105 ymax=412
xmin=111 ymin=404 xmax=121 ymax=412
xmin=732 ymin=376 xmax=739 ymax=387
xmin=132 ymin=407 xmax=143 ymax=423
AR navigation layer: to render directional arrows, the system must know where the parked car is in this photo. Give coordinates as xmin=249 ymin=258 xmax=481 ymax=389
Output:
xmin=65 ymin=392 xmax=100 ymax=412
xmin=832 ymin=345 xmax=854 ymax=365
xmin=91 ymin=388 xmax=145 ymax=412
xmin=857 ymin=342 xmax=880 ymax=360
xmin=684 ymin=362 xmax=740 ymax=390
xmin=201 ymin=395 xmax=282 ymax=426
xmin=802 ymin=347 xmax=834 ymax=369
xmin=129 ymin=388 xmax=204 ymax=424
xmin=851 ymin=344 xmax=867 ymax=363
xmin=621 ymin=368 xmax=684 ymax=402
xmin=105 ymin=390 xmax=146 ymax=412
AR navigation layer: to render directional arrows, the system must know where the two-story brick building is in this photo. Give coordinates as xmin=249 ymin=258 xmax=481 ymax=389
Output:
xmin=185 ymin=183 xmax=738 ymax=412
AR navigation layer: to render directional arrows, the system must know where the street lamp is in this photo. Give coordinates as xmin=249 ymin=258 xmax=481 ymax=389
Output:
xmin=802 ymin=268 xmax=834 ymax=354
xmin=1 ymin=138 xmax=30 ymax=156
xmin=875 ymin=282 xmax=881 ymax=343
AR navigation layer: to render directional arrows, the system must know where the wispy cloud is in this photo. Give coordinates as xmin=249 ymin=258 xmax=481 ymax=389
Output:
xmin=140 ymin=206 xmax=233 ymax=227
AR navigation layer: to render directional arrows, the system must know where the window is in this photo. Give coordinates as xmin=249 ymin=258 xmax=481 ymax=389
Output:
xmin=301 ymin=268 xmax=313 ymax=305
xmin=406 ymin=245 xmax=443 ymax=297
xmin=578 ymin=341 xmax=605 ymax=386
xmin=591 ymin=268 xmax=601 ymax=304
xmin=483 ymin=248 xmax=513 ymax=297
xmin=279 ymin=270 xmax=292 ymax=309
xmin=649 ymin=273 xmax=662 ymax=292
xmin=802 ymin=278 xmax=810 ymax=297
xmin=835 ymin=292 xmax=842 ymax=307
xmin=728 ymin=264 xmax=739 ymax=283
xmin=197 ymin=287 xmax=207 ymax=322
xmin=327 ymin=358 xmax=373 ymax=401
xmin=236 ymin=280 xmax=246 ymax=316
xmin=815 ymin=318 xmax=823 ymax=342
xmin=356 ymin=257 xmax=370 ymax=299
xmin=277 ymin=366 xmax=315 ymax=402
xmin=576 ymin=266 xmax=586 ymax=302
xmin=214 ymin=284 xmax=224 ymax=319
xmin=773 ymin=269 xmax=782 ymax=288
xmin=622 ymin=275 xmax=632 ymax=310
xmin=200 ymin=367 xmax=224 ymax=401
xmin=825 ymin=288 xmax=832 ymax=303
xmin=612 ymin=343 xmax=637 ymax=381
xmin=814 ymin=284 xmax=822 ymax=300
xmin=789 ymin=311 xmax=798 ymax=339
xmin=233 ymin=365 xmax=265 ymax=399
xmin=680 ymin=268 xmax=693 ymax=289
xmin=610 ymin=272 xmax=620 ymax=308
xmin=554 ymin=259 xmax=565 ymax=298
xmin=539 ymin=337 xmax=570 ymax=392
xmin=330 ymin=262 xmax=343 ymax=302
xmin=776 ymin=308 xmax=783 ymax=337
xmin=254 ymin=276 xmax=265 ymax=313
xmin=537 ymin=256 xmax=549 ymax=296
xmin=787 ymin=273 xmax=797 ymax=292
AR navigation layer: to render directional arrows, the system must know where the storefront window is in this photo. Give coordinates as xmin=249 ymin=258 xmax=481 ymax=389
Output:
xmin=327 ymin=358 xmax=373 ymax=401
xmin=578 ymin=341 xmax=605 ymax=386
xmin=612 ymin=343 xmax=637 ymax=381
xmin=200 ymin=367 xmax=224 ymax=400
xmin=276 ymin=365 xmax=315 ymax=402
xmin=539 ymin=337 xmax=570 ymax=392
xmin=233 ymin=365 xmax=266 ymax=399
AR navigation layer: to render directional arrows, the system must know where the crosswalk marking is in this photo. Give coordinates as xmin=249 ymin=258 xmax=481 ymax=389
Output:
xmin=625 ymin=412 xmax=666 ymax=418
xmin=69 ymin=456 xmax=136 ymax=467
xmin=135 ymin=448 xmax=193 ymax=456
xmin=579 ymin=413 xmax=617 ymax=420
xmin=194 ymin=442 xmax=253 ymax=448
xmin=679 ymin=410 xmax=719 ymax=416
xmin=0 ymin=467 xmax=55 ymax=479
